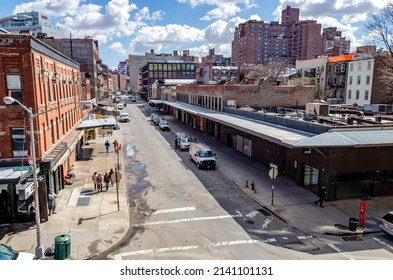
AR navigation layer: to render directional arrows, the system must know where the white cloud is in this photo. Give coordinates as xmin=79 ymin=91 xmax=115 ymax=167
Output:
xmin=129 ymin=24 xmax=205 ymax=53
xmin=108 ymin=41 xmax=129 ymax=56
xmin=177 ymin=0 xmax=258 ymax=20
xmin=13 ymin=0 xmax=81 ymax=17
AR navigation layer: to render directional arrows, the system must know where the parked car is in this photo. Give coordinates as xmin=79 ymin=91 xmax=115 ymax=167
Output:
xmin=153 ymin=115 xmax=163 ymax=125
xmin=176 ymin=132 xmax=191 ymax=150
xmin=131 ymin=96 xmax=137 ymax=102
xmin=159 ymin=120 xmax=170 ymax=130
xmin=117 ymin=103 xmax=124 ymax=110
xmin=0 ymin=243 xmax=36 ymax=260
xmin=119 ymin=112 xmax=130 ymax=122
xmin=379 ymin=211 xmax=393 ymax=236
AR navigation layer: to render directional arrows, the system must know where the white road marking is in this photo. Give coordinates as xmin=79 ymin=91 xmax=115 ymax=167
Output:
xmin=373 ymin=237 xmax=393 ymax=251
xmin=261 ymin=217 xmax=272 ymax=229
xmin=134 ymin=213 xmax=243 ymax=226
xmin=246 ymin=210 xmax=259 ymax=218
xmin=328 ymin=243 xmax=354 ymax=259
xmin=151 ymin=207 xmax=196 ymax=215
xmin=110 ymin=239 xmax=260 ymax=259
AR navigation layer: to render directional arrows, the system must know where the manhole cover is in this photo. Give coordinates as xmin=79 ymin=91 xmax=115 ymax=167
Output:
xmin=244 ymin=219 xmax=255 ymax=225
xmin=77 ymin=197 xmax=91 ymax=206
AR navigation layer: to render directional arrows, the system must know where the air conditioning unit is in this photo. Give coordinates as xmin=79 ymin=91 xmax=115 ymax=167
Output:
xmin=303 ymin=147 xmax=311 ymax=154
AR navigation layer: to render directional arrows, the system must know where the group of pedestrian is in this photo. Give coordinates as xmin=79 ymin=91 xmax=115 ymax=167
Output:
xmin=105 ymin=139 xmax=119 ymax=153
xmin=92 ymin=169 xmax=114 ymax=193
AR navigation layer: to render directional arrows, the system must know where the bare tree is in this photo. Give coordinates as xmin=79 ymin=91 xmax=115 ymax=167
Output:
xmin=244 ymin=61 xmax=290 ymax=85
xmin=365 ymin=4 xmax=393 ymax=98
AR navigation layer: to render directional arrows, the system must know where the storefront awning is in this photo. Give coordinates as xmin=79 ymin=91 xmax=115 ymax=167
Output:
xmin=76 ymin=117 xmax=117 ymax=130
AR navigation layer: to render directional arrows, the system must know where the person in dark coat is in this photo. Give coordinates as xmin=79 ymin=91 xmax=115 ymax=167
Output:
xmin=315 ymin=185 xmax=327 ymax=207
xmin=30 ymin=202 xmax=36 ymax=226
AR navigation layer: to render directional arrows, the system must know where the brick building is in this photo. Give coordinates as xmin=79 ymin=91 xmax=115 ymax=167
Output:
xmin=0 ymin=34 xmax=91 ymax=224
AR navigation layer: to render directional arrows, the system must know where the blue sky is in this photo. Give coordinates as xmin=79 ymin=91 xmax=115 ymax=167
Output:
xmin=0 ymin=0 xmax=390 ymax=69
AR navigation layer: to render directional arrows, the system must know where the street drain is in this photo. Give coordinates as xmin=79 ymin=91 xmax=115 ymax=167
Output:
xmin=258 ymin=208 xmax=271 ymax=216
xmin=342 ymin=236 xmax=362 ymax=241
xmin=244 ymin=219 xmax=255 ymax=225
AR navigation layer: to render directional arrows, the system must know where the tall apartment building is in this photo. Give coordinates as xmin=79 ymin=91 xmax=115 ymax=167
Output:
xmin=232 ymin=6 xmax=326 ymax=67
xmin=322 ymin=27 xmax=351 ymax=56
xmin=0 ymin=34 xmax=90 ymax=224
xmin=38 ymin=36 xmax=103 ymax=100
xmin=0 ymin=11 xmax=64 ymax=38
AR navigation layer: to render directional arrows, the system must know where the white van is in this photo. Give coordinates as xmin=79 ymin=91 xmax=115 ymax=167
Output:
xmin=189 ymin=143 xmax=216 ymax=169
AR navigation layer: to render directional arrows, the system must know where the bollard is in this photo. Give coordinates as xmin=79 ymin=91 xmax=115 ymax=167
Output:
xmin=251 ymin=182 xmax=255 ymax=191
xmin=246 ymin=180 xmax=249 ymax=188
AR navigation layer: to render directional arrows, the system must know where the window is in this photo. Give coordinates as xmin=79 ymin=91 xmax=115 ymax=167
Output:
xmin=11 ymin=128 xmax=27 ymax=157
xmin=367 ymin=61 xmax=372 ymax=70
xmin=357 ymin=62 xmax=361 ymax=71
xmin=349 ymin=76 xmax=353 ymax=85
xmin=6 ymin=74 xmax=23 ymax=103
xmin=356 ymin=90 xmax=360 ymax=99
xmin=357 ymin=76 xmax=361 ymax=85
xmin=350 ymin=63 xmax=354 ymax=71
xmin=340 ymin=64 xmax=346 ymax=72
xmin=366 ymin=75 xmax=370 ymax=85
xmin=348 ymin=90 xmax=352 ymax=99
xmin=365 ymin=90 xmax=369 ymax=100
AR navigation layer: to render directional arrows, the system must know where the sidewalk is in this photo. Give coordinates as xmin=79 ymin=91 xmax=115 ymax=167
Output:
xmin=0 ymin=128 xmax=129 ymax=260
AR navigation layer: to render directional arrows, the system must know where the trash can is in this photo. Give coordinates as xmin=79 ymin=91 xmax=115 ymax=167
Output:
xmin=54 ymin=234 xmax=71 ymax=260
xmin=349 ymin=217 xmax=358 ymax=232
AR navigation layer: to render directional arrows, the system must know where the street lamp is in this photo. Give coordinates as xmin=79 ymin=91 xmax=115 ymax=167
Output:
xmin=3 ymin=96 xmax=93 ymax=258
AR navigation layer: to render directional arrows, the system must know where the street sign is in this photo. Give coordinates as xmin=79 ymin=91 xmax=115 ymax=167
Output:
xmin=269 ymin=168 xmax=278 ymax=180
xmin=111 ymin=172 xmax=122 ymax=182
xmin=13 ymin=166 xmax=32 ymax=171
xmin=27 ymin=175 xmax=45 ymax=182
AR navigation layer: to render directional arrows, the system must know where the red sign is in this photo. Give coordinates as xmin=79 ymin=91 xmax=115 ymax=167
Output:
xmin=359 ymin=201 xmax=366 ymax=228
xmin=28 ymin=155 xmax=33 ymax=165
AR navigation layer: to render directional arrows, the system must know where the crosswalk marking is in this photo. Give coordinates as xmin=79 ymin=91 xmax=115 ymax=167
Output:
xmin=151 ymin=207 xmax=196 ymax=215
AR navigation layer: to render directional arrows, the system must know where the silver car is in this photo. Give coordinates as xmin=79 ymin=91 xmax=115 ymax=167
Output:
xmin=0 ymin=243 xmax=36 ymax=260
xmin=379 ymin=211 xmax=393 ymax=237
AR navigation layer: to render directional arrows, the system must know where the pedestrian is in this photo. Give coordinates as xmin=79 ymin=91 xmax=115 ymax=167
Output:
xmin=30 ymin=201 xmax=36 ymax=226
xmin=92 ymin=172 xmax=98 ymax=193
xmin=113 ymin=140 xmax=118 ymax=151
xmin=48 ymin=189 xmax=57 ymax=216
xmin=96 ymin=172 xmax=103 ymax=193
xmin=175 ymin=138 xmax=178 ymax=149
xmin=104 ymin=172 xmax=110 ymax=191
xmin=109 ymin=168 xmax=114 ymax=186
xmin=315 ymin=185 xmax=327 ymax=208
xmin=105 ymin=140 xmax=110 ymax=153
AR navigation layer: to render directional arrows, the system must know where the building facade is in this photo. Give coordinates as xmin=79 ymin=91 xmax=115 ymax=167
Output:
xmin=141 ymin=61 xmax=197 ymax=99
xmin=38 ymin=36 xmax=103 ymax=100
xmin=0 ymin=34 xmax=90 ymax=224
xmin=232 ymin=6 xmax=342 ymax=68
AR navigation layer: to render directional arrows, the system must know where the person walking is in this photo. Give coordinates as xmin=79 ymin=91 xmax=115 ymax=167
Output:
xmin=92 ymin=172 xmax=98 ymax=193
xmin=104 ymin=172 xmax=110 ymax=191
xmin=109 ymin=168 xmax=114 ymax=186
xmin=105 ymin=140 xmax=110 ymax=153
xmin=113 ymin=140 xmax=119 ymax=152
xmin=315 ymin=185 xmax=327 ymax=208
xmin=48 ymin=189 xmax=57 ymax=216
xmin=30 ymin=201 xmax=36 ymax=226
xmin=96 ymin=172 xmax=103 ymax=193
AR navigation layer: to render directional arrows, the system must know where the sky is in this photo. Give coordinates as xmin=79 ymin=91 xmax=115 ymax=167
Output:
xmin=0 ymin=0 xmax=391 ymax=69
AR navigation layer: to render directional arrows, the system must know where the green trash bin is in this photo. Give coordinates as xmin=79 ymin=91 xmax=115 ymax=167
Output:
xmin=54 ymin=234 xmax=71 ymax=260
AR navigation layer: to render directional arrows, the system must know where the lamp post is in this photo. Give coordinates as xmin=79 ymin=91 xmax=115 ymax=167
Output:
xmin=3 ymin=96 xmax=93 ymax=258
